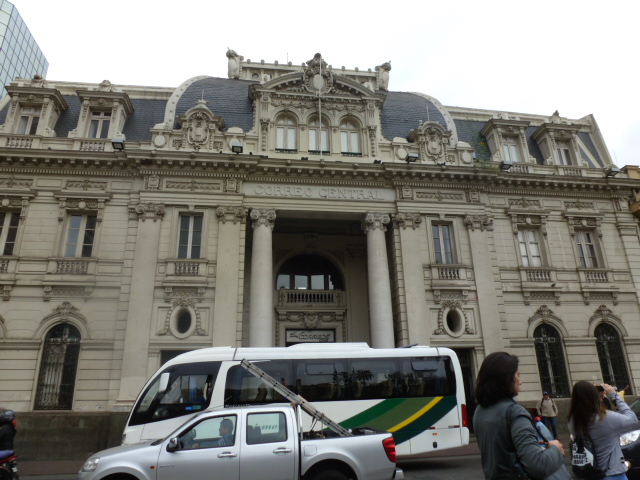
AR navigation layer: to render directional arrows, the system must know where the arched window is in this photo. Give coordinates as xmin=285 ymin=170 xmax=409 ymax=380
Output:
xmin=276 ymin=116 xmax=297 ymax=152
xmin=534 ymin=324 xmax=570 ymax=397
xmin=34 ymin=323 xmax=81 ymax=410
xmin=340 ymin=119 xmax=361 ymax=155
xmin=595 ymin=323 xmax=632 ymax=394
xmin=276 ymin=254 xmax=343 ymax=290
xmin=308 ymin=117 xmax=329 ymax=154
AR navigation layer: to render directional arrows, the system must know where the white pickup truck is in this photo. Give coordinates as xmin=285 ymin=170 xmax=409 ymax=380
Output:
xmin=78 ymin=403 xmax=402 ymax=480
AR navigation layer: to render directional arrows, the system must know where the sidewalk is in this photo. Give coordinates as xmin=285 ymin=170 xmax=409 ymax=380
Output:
xmin=19 ymin=459 xmax=82 ymax=477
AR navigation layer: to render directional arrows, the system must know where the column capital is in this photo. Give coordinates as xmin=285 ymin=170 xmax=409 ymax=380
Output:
xmin=361 ymin=212 xmax=390 ymax=233
xmin=393 ymin=212 xmax=423 ymax=230
xmin=217 ymin=206 xmax=248 ymax=224
xmin=464 ymin=214 xmax=493 ymax=232
xmin=250 ymin=208 xmax=276 ymax=230
xmin=129 ymin=203 xmax=165 ymax=222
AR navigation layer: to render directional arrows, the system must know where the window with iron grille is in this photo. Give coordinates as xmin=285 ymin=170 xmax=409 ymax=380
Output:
xmin=534 ymin=324 xmax=570 ymax=397
xmin=595 ymin=323 xmax=632 ymax=395
xmin=34 ymin=323 xmax=81 ymax=410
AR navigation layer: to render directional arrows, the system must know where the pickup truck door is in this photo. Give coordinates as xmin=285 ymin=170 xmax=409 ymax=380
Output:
xmin=157 ymin=414 xmax=240 ymax=480
xmin=240 ymin=411 xmax=297 ymax=480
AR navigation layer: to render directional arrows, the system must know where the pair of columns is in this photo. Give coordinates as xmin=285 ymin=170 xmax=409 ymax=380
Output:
xmin=249 ymin=209 xmax=394 ymax=348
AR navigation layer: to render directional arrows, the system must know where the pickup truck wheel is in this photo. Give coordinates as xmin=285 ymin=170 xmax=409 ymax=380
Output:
xmin=309 ymin=469 xmax=349 ymax=480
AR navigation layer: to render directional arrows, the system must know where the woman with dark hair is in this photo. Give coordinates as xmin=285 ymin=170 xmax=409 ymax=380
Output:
xmin=568 ymin=381 xmax=637 ymax=479
xmin=473 ymin=352 xmax=566 ymax=479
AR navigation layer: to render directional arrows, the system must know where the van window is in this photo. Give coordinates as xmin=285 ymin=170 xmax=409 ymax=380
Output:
xmin=129 ymin=362 xmax=220 ymax=426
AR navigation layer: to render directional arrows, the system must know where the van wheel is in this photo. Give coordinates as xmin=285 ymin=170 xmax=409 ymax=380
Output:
xmin=310 ymin=469 xmax=349 ymax=480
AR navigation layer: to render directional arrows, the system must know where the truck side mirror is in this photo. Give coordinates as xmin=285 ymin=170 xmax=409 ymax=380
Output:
xmin=158 ymin=372 xmax=170 ymax=395
xmin=166 ymin=437 xmax=179 ymax=452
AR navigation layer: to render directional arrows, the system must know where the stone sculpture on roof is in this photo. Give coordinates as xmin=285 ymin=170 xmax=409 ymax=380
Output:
xmin=226 ymin=48 xmax=244 ymax=79
xmin=377 ymin=61 xmax=391 ymax=91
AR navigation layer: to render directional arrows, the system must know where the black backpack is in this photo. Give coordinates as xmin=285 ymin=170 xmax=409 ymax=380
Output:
xmin=571 ymin=432 xmax=606 ymax=480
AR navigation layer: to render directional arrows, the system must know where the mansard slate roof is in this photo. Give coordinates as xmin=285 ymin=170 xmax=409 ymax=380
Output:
xmin=176 ymin=77 xmax=257 ymax=132
xmin=0 ymin=74 xmax=604 ymax=166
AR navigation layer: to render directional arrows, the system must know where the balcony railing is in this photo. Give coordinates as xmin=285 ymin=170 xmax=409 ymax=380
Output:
xmin=56 ymin=260 xmax=89 ymax=275
xmin=510 ymin=163 xmax=530 ymax=174
xmin=80 ymin=140 xmax=107 ymax=152
xmin=584 ymin=270 xmax=609 ymax=283
xmin=6 ymin=136 xmax=34 ymax=148
xmin=437 ymin=266 xmax=461 ymax=281
xmin=174 ymin=261 xmax=200 ymax=276
xmin=525 ymin=269 xmax=552 ymax=282
xmin=277 ymin=289 xmax=345 ymax=307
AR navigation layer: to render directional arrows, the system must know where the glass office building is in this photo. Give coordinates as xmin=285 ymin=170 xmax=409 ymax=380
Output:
xmin=0 ymin=0 xmax=48 ymax=95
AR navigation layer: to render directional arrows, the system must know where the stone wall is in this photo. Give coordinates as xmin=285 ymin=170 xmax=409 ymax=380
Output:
xmin=14 ymin=411 xmax=128 ymax=461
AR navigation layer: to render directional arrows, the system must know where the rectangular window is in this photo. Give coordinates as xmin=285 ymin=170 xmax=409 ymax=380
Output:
xmin=178 ymin=214 xmax=203 ymax=259
xmin=575 ymin=231 xmax=599 ymax=268
xmin=558 ymin=148 xmax=571 ymax=165
xmin=0 ymin=211 xmax=19 ymax=255
xmin=517 ymin=229 xmax=542 ymax=267
xmin=88 ymin=111 xmax=111 ymax=138
xmin=64 ymin=214 xmax=97 ymax=257
xmin=503 ymin=142 xmax=521 ymax=163
xmin=433 ymin=224 xmax=455 ymax=264
xmin=16 ymin=106 xmax=40 ymax=135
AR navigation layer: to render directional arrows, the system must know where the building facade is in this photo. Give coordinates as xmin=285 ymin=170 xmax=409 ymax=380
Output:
xmin=0 ymin=51 xmax=638 ymax=423
xmin=0 ymin=0 xmax=48 ymax=96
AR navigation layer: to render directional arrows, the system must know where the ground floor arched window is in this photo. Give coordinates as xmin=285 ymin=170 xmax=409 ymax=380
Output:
xmin=34 ymin=323 xmax=81 ymax=410
xmin=534 ymin=324 xmax=570 ymax=397
xmin=595 ymin=323 xmax=633 ymax=394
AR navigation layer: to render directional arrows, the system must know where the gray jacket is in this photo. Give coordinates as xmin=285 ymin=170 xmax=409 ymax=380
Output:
xmin=474 ymin=398 xmax=564 ymax=480
xmin=569 ymin=392 xmax=638 ymax=476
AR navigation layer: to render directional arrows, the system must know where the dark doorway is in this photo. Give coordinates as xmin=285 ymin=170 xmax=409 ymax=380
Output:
xmin=453 ymin=348 xmax=476 ymax=433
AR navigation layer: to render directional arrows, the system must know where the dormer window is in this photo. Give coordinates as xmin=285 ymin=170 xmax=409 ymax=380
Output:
xmin=556 ymin=142 xmax=573 ymax=165
xmin=480 ymin=117 xmax=530 ymax=166
xmin=69 ymin=82 xmax=133 ymax=148
xmin=88 ymin=111 xmax=111 ymax=138
xmin=503 ymin=139 xmax=521 ymax=163
xmin=532 ymin=118 xmax=582 ymax=167
xmin=16 ymin=106 xmax=40 ymax=135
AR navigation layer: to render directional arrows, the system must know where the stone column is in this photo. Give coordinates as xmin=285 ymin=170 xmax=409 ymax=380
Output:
xmin=249 ymin=208 xmax=276 ymax=347
xmin=213 ymin=206 xmax=248 ymax=346
xmin=464 ymin=214 xmax=505 ymax=353
xmin=117 ymin=203 xmax=165 ymax=404
xmin=362 ymin=212 xmax=395 ymax=348
xmin=393 ymin=212 xmax=429 ymax=345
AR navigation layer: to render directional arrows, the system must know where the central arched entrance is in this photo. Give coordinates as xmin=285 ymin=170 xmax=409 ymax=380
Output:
xmin=275 ymin=253 xmax=347 ymax=346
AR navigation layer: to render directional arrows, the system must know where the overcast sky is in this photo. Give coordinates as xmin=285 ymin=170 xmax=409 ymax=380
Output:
xmin=13 ymin=0 xmax=639 ymax=167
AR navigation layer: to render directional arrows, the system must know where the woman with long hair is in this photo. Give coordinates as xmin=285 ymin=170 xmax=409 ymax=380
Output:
xmin=568 ymin=381 xmax=637 ymax=479
xmin=474 ymin=352 xmax=566 ymax=479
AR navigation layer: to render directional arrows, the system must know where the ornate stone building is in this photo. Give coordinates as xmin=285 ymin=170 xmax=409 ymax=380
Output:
xmin=0 ymin=51 xmax=638 ymax=425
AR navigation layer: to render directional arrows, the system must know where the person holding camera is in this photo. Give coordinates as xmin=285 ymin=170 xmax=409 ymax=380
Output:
xmin=568 ymin=382 xmax=637 ymax=479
